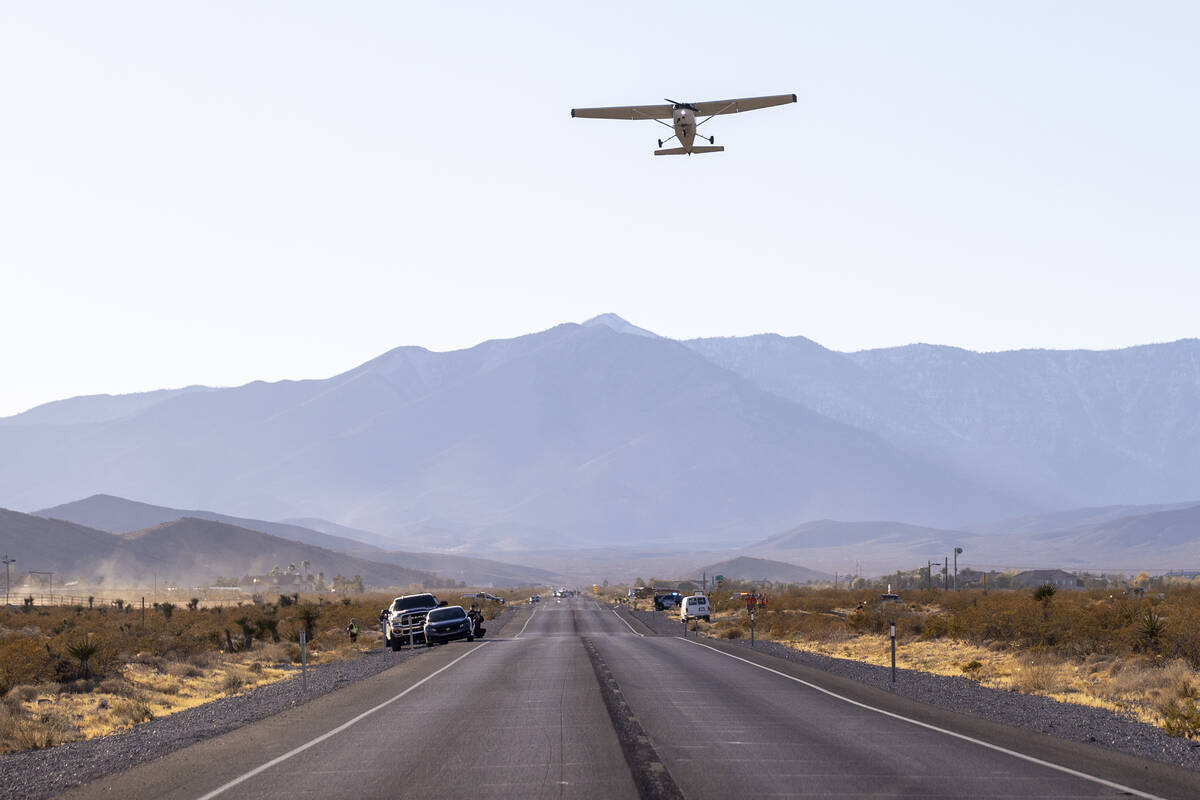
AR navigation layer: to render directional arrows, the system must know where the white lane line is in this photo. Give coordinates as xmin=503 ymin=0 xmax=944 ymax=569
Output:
xmin=677 ymin=638 xmax=1166 ymax=800
xmin=514 ymin=606 xmax=538 ymax=639
xmin=194 ymin=643 xmax=488 ymax=800
xmin=611 ymin=608 xmax=644 ymax=637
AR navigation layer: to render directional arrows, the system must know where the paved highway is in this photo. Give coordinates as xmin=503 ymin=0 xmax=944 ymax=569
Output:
xmin=64 ymin=598 xmax=1200 ymax=799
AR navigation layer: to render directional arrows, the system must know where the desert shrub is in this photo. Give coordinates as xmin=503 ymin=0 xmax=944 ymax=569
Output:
xmin=1033 ymin=584 xmax=1056 ymax=603
xmin=97 ymin=678 xmax=131 ymax=696
xmin=13 ymin=719 xmax=65 ymax=751
xmin=64 ymin=636 xmax=101 ymax=680
xmin=222 ymin=670 xmax=246 ymax=695
xmin=1161 ymin=699 xmax=1200 ymax=738
xmin=58 ymin=679 xmax=98 ymax=695
xmin=961 ymin=660 xmax=983 ymax=673
xmin=721 ymin=628 xmax=743 ymax=639
xmin=1012 ymin=654 xmax=1066 ymax=693
xmin=165 ymin=661 xmax=203 ymax=679
xmin=0 ymin=637 xmax=54 ymax=694
xmin=1137 ymin=610 xmax=1166 ymax=653
xmin=111 ymin=697 xmax=153 ymax=725
xmin=1165 ymin=606 xmax=1200 ymax=668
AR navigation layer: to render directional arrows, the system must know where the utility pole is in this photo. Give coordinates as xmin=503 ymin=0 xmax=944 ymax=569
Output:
xmin=926 ymin=561 xmax=933 ymax=591
xmin=2 ymin=555 xmax=13 ymax=606
xmin=943 ymin=557 xmax=948 ymax=590
xmin=954 ymin=547 xmax=963 ymax=590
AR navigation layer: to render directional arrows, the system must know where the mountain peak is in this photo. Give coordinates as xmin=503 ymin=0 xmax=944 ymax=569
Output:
xmin=581 ymin=313 xmax=659 ymax=339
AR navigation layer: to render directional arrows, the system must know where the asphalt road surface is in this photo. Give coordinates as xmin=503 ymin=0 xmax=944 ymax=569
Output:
xmin=64 ymin=598 xmax=1200 ymax=799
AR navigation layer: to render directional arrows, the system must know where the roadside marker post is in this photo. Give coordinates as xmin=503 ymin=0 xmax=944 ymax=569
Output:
xmin=300 ymin=629 xmax=307 ymax=693
xmin=890 ymin=622 xmax=896 ymax=686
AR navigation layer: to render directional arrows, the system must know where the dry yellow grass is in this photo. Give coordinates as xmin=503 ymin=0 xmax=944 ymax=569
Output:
xmin=1 ymin=647 xmax=305 ymax=751
xmin=782 ymin=633 xmax=1200 ymax=729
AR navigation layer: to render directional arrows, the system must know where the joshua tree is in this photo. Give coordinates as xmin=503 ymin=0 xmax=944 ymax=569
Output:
xmin=65 ymin=635 xmax=100 ymax=680
xmin=297 ymin=605 xmax=320 ymax=642
xmin=235 ymin=616 xmax=256 ymax=650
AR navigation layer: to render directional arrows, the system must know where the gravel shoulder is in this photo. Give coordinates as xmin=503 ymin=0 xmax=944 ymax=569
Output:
xmin=0 ymin=606 xmax=516 ymax=800
xmin=628 ymin=607 xmax=1200 ymax=773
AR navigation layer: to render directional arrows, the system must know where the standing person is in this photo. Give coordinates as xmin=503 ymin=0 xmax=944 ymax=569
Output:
xmin=346 ymin=619 xmax=359 ymax=643
xmin=468 ymin=604 xmax=486 ymax=638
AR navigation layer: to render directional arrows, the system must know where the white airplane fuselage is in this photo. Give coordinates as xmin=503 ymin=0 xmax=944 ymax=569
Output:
xmin=673 ymin=107 xmax=697 ymax=151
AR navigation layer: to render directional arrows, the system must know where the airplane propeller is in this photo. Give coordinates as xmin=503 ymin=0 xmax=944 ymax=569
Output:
xmin=665 ymin=98 xmax=698 ymax=111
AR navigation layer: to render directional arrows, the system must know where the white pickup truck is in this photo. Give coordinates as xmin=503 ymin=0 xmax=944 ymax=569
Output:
xmin=385 ymin=592 xmax=441 ymax=649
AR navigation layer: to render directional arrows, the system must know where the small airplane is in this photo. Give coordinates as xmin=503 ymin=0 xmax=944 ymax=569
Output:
xmin=571 ymin=93 xmax=796 ymax=156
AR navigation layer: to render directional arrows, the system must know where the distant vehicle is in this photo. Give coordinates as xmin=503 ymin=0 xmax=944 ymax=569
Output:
xmin=462 ymin=591 xmax=505 ymax=605
xmin=681 ymin=594 xmax=710 ymax=623
xmin=529 ymin=594 xmax=541 ymax=603
xmin=385 ymin=593 xmax=440 ymax=649
xmin=654 ymin=592 xmax=682 ymax=611
xmin=423 ymin=605 xmax=475 ymax=646
xmin=880 ymin=593 xmax=902 ymax=603
xmin=571 ymin=93 xmax=797 ymax=156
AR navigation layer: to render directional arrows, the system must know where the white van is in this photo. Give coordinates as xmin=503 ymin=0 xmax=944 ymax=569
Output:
xmin=681 ymin=594 xmax=710 ymax=622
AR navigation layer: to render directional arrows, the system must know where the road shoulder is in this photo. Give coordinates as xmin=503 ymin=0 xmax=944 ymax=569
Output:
xmin=680 ymin=634 xmax=1200 ymax=800
xmin=54 ymin=643 xmax=488 ymax=800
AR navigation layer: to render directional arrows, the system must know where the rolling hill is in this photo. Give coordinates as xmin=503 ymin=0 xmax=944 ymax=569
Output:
xmin=689 ymin=556 xmax=831 ymax=584
xmin=36 ymin=494 xmax=561 ymax=587
xmin=0 ymin=508 xmax=440 ymax=588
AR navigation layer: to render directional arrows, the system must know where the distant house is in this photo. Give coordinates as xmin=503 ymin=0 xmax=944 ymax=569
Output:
xmin=1011 ymin=569 xmax=1084 ymax=590
xmin=240 ymin=573 xmax=306 ymax=591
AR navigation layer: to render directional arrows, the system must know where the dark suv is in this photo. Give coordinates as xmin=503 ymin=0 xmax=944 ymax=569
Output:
xmin=423 ymin=605 xmax=475 ymax=646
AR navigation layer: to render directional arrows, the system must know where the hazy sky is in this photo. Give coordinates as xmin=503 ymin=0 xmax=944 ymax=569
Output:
xmin=2 ymin=2 xmax=1197 ymax=417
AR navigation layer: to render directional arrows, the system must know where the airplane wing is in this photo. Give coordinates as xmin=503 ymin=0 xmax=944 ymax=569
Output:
xmin=691 ymin=94 xmax=797 ymax=116
xmin=570 ymin=103 xmax=674 ymax=120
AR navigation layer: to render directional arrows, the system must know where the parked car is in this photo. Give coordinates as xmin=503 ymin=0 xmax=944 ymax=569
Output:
xmin=654 ymin=592 xmax=682 ymax=611
xmin=681 ymin=594 xmax=710 ymax=622
xmin=423 ymin=605 xmax=475 ymax=645
xmin=385 ymin=593 xmax=440 ymax=649
xmin=529 ymin=594 xmax=542 ymax=603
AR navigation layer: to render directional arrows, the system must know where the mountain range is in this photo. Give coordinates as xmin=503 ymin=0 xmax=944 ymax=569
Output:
xmin=2 ymin=315 xmax=1198 ymax=558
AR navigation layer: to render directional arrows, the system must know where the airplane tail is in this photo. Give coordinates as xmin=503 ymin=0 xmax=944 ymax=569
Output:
xmin=654 ymin=145 xmax=725 ymax=156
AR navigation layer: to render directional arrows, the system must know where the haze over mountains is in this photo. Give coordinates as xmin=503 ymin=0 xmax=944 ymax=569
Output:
xmin=33 ymin=495 xmax=560 ymax=587
xmin=2 ymin=315 xmax=1198 ymax=567
xmin=0 ymin=508 xmax=439 ymax=588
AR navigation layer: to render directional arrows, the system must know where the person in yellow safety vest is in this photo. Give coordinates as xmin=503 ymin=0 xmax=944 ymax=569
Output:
xmin=347 ymin=619 xmax=359 ymax=643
